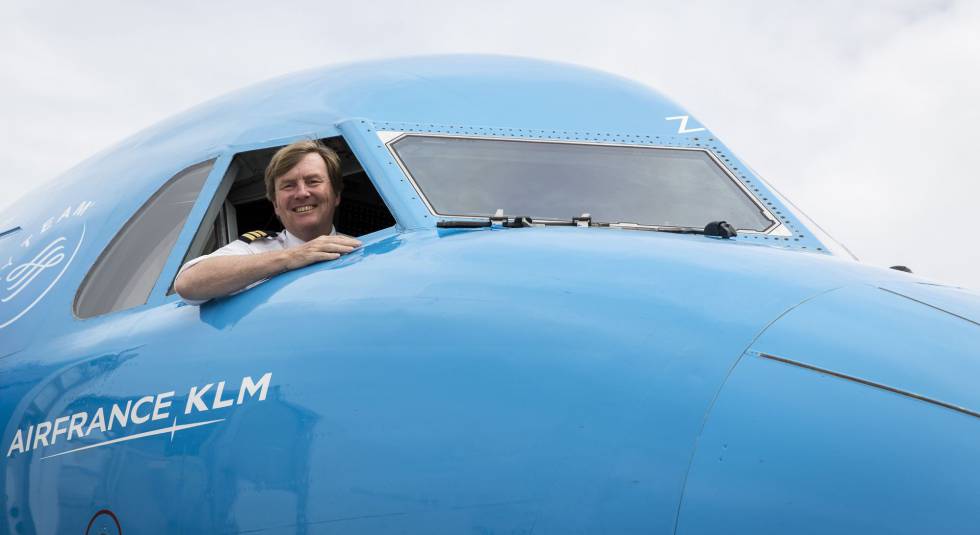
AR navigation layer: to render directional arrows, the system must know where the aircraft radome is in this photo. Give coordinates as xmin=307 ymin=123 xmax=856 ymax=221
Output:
xmin=1 ymin=55 xmax=979 ymax=534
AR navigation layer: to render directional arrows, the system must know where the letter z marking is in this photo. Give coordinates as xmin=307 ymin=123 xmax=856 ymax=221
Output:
xmin=665 ymin=115 xmax=706 ymax=134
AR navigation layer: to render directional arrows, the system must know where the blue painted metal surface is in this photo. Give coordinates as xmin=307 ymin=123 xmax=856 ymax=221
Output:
xmin=676 ymin=284 xmax=980 ymax=532
xmin=1 ymin=55 xmax=978 ymax=534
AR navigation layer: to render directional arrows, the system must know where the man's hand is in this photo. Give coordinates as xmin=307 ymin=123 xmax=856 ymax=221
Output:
xmin=282 ymin=235 xmax=362 ymax=271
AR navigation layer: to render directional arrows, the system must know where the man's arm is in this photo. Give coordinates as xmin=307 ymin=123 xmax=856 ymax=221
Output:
xmin=174 ymin=235 xmax=361 ymax=302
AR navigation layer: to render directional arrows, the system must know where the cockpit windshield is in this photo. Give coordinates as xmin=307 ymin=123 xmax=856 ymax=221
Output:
xmin=389 ymin=135 xmax=775 ymax=231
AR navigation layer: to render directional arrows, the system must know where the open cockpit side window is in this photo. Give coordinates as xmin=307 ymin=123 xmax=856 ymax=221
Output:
xmin=171 ymin=137 xmax=395 ymax=293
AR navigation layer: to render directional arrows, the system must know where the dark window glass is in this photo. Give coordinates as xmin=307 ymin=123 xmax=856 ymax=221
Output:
xmin=391 ymin=136 xmax=773 ymax=231
xmin=75 ymin=160 xmax=215 ymax=318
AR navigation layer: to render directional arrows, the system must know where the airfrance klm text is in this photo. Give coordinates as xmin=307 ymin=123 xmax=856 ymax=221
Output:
xmin=6 ymin=372 xmax=272 ymax=458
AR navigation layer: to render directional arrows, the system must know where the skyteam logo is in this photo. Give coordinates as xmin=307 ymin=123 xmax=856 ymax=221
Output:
xmin=0 ymin=201 xmax=94 ymax=329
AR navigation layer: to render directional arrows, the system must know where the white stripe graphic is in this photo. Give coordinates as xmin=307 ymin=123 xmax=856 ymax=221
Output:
xmin=41 ymin=417 xmax=224 ymax=460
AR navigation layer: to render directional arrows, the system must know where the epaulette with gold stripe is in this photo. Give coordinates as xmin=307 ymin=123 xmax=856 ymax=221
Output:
xmin=238 ymin=230 xmax=278 ymax=243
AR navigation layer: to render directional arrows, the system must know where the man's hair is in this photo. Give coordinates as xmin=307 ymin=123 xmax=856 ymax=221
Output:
xmin=264 ymin=140 xmax=343 ymax=201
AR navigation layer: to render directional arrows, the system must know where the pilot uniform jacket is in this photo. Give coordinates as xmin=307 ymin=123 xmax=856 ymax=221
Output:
xmin=176 ymin=228 xmax=337 ymax=305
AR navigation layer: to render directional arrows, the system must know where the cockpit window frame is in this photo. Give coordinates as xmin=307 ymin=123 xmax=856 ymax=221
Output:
xmin=73 ymin=158 xmax=218 ymax=319
xmin=380 ymin=132 xmax=783 ymax=234
xmin=166 ymin=135 xmax=399 ymax=296
xmin=70 ymin=130 xmax=401 ymax=319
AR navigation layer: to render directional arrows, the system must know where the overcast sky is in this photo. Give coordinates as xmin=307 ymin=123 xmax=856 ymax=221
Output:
xmin=2 ymin=0 xmax=977 ymax=289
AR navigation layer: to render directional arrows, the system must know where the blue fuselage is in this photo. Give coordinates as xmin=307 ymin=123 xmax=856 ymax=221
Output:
xmin=2 ymin=56 xmax=979 ymax=534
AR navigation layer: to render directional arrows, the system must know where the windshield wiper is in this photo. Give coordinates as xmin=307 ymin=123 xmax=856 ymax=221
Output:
xmin=606 ymin=220 xmax=738 ymax=238
xmin=525 ymin=213 xmax=594 ymax=227
xmin=437 ymin=209 xmax=535 ymax=229
xmin=438 ymin=211 xmax=737 ymax=239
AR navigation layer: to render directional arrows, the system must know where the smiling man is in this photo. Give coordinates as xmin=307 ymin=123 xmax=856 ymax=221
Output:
xmin=174 ymin=140 xmax=362 ymax=304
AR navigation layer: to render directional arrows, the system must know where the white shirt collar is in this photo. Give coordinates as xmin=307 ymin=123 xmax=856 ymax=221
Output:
xmin=281 ymin=227 xmax=336 ymax=247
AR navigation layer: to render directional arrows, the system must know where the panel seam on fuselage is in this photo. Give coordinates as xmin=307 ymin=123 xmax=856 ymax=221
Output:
xmin=757 ymin=352 xmax=980 ymax=420
xmin=878 ymin=287 xmax=980 ymax=329
xmin=669 ymin=284 xmax=848 ymax=535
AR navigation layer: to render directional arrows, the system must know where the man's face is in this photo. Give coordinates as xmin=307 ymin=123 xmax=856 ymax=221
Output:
xmin=272 ymin=153 xmax=341 ymax=241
